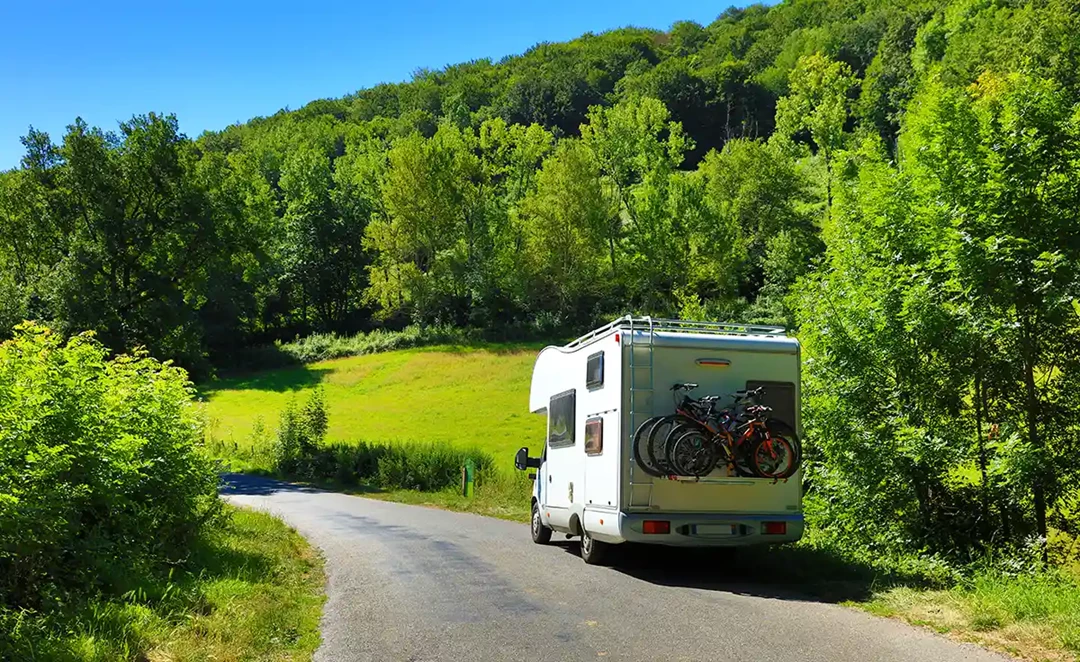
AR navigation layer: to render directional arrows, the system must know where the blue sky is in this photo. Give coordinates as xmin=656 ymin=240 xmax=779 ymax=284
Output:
xmin=0 ymin=0 xmax=743 ymax=170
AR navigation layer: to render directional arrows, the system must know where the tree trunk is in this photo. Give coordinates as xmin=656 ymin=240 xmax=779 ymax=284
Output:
xmin=1021 ymin=317 xmax=1048 ymax=562
xmin=975 ymin=372 xmax=990 ymax=541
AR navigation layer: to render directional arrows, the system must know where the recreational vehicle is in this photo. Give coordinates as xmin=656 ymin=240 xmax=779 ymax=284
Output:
xmin=513 ymin=316 xmax=804 ymax=564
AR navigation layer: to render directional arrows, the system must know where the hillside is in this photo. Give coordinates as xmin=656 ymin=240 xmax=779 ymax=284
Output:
xmin=204 ymin=344 xmax=546 ymax=471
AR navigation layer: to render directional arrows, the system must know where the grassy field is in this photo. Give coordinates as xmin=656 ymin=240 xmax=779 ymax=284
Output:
xmin=4 ymin=505 xmax=324 ymax=661
xmin=203 ymin=343 xmax=547 ymax=472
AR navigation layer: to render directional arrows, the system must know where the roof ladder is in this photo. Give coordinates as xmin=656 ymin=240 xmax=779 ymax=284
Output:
xmin=627 ymin=316 xmax=656 ymax=509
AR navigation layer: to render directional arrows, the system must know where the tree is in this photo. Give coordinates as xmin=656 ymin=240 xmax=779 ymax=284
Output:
xmin=518 ymin=139 xmax=612 ymax=319
xmin=774 ymin=53 xmax=856 ymax=218
xmin=280 ymin=145 xmax=366 ymax=330
xmin=904 ymin=72 xmax=1080 ymax=557
xmin=580 ymin=97 xmax=693 ymax=311
xmin=365 ymin=124 xmax=482 ymax=325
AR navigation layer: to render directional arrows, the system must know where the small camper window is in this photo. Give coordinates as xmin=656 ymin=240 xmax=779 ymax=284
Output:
xmin=548 ymin=390 xmax=576 ymax=448
xmin=586 ymin=351 xmax=604 ymax=389
xmin=585 ymin=417 xmax=603 ymax=455
xmin=745 ymin=380 xmax=797 ymax=429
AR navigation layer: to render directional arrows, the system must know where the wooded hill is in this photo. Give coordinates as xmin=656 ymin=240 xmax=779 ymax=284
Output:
xmin=2 ymin=0 xmax=1079 ymax=566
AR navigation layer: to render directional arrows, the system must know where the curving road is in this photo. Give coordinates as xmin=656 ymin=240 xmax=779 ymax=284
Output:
xmin=220 ymin=474 xmax=1008 ymax=662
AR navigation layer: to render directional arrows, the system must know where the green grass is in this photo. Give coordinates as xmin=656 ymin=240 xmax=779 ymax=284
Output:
xmin=860 ymin=570 xmax=1080 ymax=661
xmin=361 ymin=470 xmax=533 ymax=522
xmin=202 ymin=343 xmax=547 ymax=472
xmin=2 ymin=505 xmax=325 ymax=662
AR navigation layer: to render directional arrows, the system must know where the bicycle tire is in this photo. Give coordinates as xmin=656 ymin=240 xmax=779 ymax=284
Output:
xmin=764 ymin=420 xmax=802 ymax=469
xmin=632 ymin=416 xmax=667 ymax=477
xmin=670 ymin=429 xmax=720 ymax=477
xmin=647 ymin=415 xmax=692 ymax=475
xmin=657 ymin=416 xmax=705 ymax=474
xmin=749 ymin=434 xmax=797 ymax=479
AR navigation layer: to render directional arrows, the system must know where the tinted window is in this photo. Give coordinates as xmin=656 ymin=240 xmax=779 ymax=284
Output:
xmin=585 ymin=417 xmax=603 ymax=455
xmin=586 ymin=351 xmax=604 ymax=389
xmin=745 ymin=380 xmax=797 ymax=429
xmin=548 ymin=389 xmax=576 ymax=448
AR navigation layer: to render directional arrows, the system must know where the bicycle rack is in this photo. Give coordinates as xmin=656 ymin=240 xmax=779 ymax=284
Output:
xmin=627 ymin=316 xmax=656 ymax=510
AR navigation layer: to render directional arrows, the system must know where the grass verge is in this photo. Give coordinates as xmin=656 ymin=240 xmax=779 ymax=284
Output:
xmin=860 ymin=570 xmax=1080 ymax=661
xmin=2 ymin=504 xmax=325 ymax=662
xmin=362 ymin=473 xmax=532 ymax=522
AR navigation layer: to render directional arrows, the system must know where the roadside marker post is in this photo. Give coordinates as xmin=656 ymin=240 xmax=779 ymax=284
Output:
xmin=463 ymin=458 xmax=475 ymax=497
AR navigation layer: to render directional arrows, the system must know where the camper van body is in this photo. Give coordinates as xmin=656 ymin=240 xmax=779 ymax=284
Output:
xmin=520 ymin=317 xmax=803 ymax=559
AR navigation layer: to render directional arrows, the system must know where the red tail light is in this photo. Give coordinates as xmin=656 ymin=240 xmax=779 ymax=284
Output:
xmin=762 ymin=521 xmax=787 ymax=535
xmin=642 ymin=520 xmax=670 ymax=535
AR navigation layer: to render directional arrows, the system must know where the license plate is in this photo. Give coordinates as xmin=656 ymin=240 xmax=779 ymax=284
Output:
xmin=692 ymin=524 xmax=736 ymax=536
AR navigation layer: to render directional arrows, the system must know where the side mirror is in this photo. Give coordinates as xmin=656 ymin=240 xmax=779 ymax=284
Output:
xmin=514 ymin=447 xmax=529 ymax=471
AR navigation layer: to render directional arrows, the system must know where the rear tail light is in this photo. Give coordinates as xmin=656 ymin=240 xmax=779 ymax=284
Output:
xmin=642 ymin=520 xmax=670 ymax=535
xmin=762 ymin=521 xmax=787 ymax=535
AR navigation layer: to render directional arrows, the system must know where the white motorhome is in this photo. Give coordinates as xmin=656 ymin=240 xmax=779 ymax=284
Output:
xmin=514 ymin=316 xmax=803 ymax=564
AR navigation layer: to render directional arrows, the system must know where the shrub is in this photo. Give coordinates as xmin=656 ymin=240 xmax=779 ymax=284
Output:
xmin=272 ymin=389 xmax=329 ymax=477
xmin=277 ymin=324 xmax=479 ymax=364
xmin=0 ymin=323 xmax=220 ymax=610
xmin=278 ymin=438 xmax=493 ymax=493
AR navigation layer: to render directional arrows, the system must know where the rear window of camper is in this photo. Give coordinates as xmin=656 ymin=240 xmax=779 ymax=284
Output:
xmin=548 ymin=389 xmax=575 ymax=448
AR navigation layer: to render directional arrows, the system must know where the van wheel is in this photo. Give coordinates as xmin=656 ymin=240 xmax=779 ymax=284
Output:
xmin=580 ymin=528 xmax=609 ymax=565
xmin=531 ymin=502 xmax=552 ymax=544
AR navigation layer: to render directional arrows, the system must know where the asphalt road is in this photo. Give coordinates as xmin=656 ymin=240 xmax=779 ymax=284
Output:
xmin=221 ymin=474 xmax=1008 ymax=662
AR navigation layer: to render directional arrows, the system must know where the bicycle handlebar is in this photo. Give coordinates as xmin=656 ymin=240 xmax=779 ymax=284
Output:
xmin=671 ymin=382 xmax=699 ymax=391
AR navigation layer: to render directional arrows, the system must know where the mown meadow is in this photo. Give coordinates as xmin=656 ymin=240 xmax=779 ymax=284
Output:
xmin=203 ymin=343 xmax=547 ymax=474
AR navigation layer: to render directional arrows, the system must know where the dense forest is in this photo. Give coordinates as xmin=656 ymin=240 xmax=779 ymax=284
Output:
xmin=2 ymin=0 xmax=1079 ymax=566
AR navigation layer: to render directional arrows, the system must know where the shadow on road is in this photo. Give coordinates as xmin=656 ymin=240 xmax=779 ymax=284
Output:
xmin=219 ymin=472 xmax=328 ymax=496
xmin=558 ymin=541 xmax=928 ymax=604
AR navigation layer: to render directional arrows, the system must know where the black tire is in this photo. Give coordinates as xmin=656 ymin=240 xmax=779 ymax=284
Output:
xmin=749 ymin=435 xmax=797 ymax=479
xmin=669 ymin=429 xmax=719 ymax=477
xmin=632 ymin=416 xmax=666 ymax=477
xmin=531 ymin=501 xmax=552 ymax=544
xmin=648 ymin=415 xmax=696 ymax=475
xmin=765 ymin=420 xmax=802 ymax=470
xmin=663 ymin=422 xmax=697 ymax=472
xmin=580 ymin=528 xmax=610 ymax=565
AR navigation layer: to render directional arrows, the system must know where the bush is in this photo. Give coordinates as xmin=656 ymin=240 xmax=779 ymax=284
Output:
xmin=272 ymin=389 xmax=329 ymax=477
xmin=278 ymin=437 xmax=494 ymax=493
xmin=0 ymin=323 xmax=220 ymax=611
xmin=279 ymin=324 xmax=479 ymax=364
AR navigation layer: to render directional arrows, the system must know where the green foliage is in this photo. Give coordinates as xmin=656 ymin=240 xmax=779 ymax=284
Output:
xmin=0 ymin=322 xmax=219 ymax=613
xmin=278 ymin=324 xmax=479 ymax=364
xmin=0 ymin=505 xmax=324 ymax=662
xmin=273 ymin=388 xmax=329 ymax=477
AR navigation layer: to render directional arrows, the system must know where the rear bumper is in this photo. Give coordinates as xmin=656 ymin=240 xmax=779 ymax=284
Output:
xmin=618 ymin=511 xmax=803 ymax=547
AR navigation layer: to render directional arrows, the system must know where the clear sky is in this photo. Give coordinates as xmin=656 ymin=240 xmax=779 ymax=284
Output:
xmin=0 ymin=0 xmax=744 ymax=170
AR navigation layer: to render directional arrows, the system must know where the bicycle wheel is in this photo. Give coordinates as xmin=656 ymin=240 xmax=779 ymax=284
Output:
xmin=764 ymin=420 xmax=802 ymax=470
xmin=632 ymin=416 xmax=667 ymax=477
xmin=670 ymin=429 xmax=719 ymax=477
xmin=663 ymin=421 xmax=705 ymax=472
xmin=749 ymin=435 xmax=796 ymax=479
xmin=647 ymin=415 xmax=693 ymax=475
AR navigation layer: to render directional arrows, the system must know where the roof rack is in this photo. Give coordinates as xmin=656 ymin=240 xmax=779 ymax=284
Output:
xmin=564 ymin=315 xmax=786 ymax=349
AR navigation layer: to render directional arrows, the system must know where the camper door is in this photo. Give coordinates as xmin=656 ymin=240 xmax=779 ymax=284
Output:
xmin=543 ymin=388 xmax=576 ymax=526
